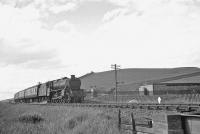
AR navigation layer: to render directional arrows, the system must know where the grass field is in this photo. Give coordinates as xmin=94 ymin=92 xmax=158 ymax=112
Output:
xmin=0 ymin=102 xmax=120 ymax=134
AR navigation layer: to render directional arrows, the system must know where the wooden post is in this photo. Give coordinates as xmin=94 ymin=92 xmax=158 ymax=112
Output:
xmin=131 ymin=113 xmax=137 ymax=134
xmin=118 ymin=109 xmax=121 ymax=130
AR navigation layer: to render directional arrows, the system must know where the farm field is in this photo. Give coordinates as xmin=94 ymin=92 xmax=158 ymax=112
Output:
xmin=0 ymin=102 xmax=120 ymax=134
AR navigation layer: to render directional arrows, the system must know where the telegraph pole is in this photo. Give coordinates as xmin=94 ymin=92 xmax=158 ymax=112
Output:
xmin=111 ymin=64 xmax=120 ymax=103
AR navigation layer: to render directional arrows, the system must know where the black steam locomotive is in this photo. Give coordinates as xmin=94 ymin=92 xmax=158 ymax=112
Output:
xmin=14 ymin=75 xmax=85 ymax=103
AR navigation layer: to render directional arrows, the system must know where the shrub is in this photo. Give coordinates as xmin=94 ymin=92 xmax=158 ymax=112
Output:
xmin=18 ymin=112 xmax=44 ymax=123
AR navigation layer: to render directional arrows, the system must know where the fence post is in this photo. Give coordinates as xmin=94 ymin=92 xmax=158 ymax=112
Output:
xmin=131 ymin=113 xmax=137 ymax=134
xmin=118 ymin=109 xmax=121 ymax=130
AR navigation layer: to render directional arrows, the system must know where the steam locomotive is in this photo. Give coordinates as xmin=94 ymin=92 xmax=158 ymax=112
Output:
xmin=14 ymin=75 xmax=85 ymax=103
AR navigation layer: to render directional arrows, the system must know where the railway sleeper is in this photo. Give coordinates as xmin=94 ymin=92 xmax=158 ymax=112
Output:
xmin=177 ymin=106 xmax=190 ymax=112
xmin=188 ymin=106 xmax=199 ymax=112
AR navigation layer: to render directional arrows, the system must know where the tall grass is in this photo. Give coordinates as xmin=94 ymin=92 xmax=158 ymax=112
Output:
xmin=0 ymin=102 xmax=120 ymax=134
xmin=18 ymin=112 xmax=44 ymax=123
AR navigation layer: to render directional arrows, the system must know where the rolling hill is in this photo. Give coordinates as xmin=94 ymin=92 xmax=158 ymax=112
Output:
xmin=80 ymin=67 xmax=200 ymax=93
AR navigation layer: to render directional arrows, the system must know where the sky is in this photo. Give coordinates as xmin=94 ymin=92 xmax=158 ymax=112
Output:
xmin=1 ymin=0 xmax=200 ymax=100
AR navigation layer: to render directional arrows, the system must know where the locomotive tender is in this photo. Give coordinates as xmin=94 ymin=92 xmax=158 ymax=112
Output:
xmin=14 ymin=75 xmax=84 ymax=103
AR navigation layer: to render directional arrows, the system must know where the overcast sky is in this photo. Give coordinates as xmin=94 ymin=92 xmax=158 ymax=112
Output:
xmin=1 ymin=0 xmax=200 ymax=100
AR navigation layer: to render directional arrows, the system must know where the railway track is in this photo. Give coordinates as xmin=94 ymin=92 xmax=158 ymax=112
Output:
xmin=29 ymin=102 xmax=200 ymax=113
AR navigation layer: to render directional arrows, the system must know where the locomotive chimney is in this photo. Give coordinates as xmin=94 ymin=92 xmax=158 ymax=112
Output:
xmin=71 ymin=75 xmax=75 ymax=79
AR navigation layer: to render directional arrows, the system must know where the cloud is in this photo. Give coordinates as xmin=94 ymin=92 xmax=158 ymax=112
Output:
xmin=0 ymin=1 xmax=77 ymax=69
xmin=93 ymin=0 xmax=200 ymax=68
xmin=0 ymin=2 xmax=41 ymax=41
xmin=108 ymin=0 xmax=133 ymax=6
xmin=49 ymin=2 xmax=77 ymax=13
xmin=54 ymin=20 xmax=76 ymax=33
xmin=0 ymin=39 xmax=62 ymax=69
xmin=102 ymin=7 xmax=138 ymax=22
xmin=0 ymin=0 xmax=120 ymax=34
xmin=1 ymin=0 xmax=200 ymax=70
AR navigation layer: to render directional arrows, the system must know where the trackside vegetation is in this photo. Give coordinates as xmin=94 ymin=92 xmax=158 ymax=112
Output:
xmin=0 ymin=102 xmax=120 ymax=134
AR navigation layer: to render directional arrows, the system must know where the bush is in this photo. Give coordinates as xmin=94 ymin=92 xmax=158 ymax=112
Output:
xmin=18 ymin=112 xmax=44 ymax=123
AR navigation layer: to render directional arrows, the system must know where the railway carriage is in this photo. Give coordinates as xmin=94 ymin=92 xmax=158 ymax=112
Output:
xmin=14 ymin=92 xmax=19 ymax=102
xmin=38 ymin=83 xmax=50 ymax=102
xmin=24 ymin=86 xmax=38 ymax=103
xmin=15 ymin=90 xmax=25 ymax=103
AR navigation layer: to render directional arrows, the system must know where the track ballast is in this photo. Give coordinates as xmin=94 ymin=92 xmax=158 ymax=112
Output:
xmin=28 ymin=102 xmax=200 ymax=113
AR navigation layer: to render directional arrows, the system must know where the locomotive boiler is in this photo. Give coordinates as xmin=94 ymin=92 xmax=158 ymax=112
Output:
xmin=14 ymin=75 xmax=85 ymax=103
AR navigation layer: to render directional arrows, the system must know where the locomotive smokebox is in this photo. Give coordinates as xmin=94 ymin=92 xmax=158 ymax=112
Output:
xmin=69 ymin=75 xmax=81 ymax=90
xmin=71 ymin=75 xmax=75 ymax=79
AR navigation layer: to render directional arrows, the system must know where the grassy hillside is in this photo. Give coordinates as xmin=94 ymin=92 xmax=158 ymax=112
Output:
xmin=162 ymin=75 xmax=200 ymax=83
xmin=80 ymin=67 xmax=200 ymax=92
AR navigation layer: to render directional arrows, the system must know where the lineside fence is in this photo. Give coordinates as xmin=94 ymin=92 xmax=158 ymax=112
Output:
xmin=118 ymin=109 xmax=153 ymax=134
